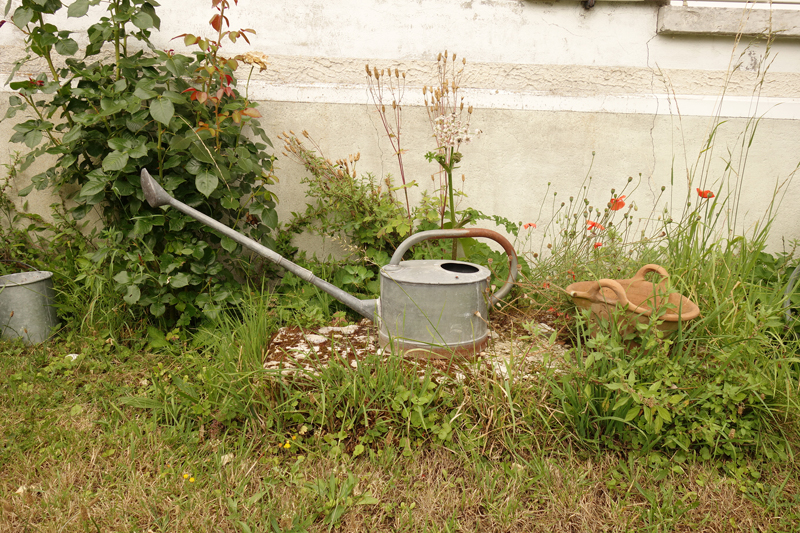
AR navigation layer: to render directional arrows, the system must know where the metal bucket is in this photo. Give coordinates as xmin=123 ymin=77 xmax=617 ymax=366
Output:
xmin=0 ymin=271 xmax=59 ymax=344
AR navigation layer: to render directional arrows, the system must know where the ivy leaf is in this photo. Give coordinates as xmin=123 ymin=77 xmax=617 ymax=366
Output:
xmin=196 ymin=172 xmax=218 ymax=197
xmin=67 ymin=0 xmax=89 ymax=17
xmin=149 ymin=98 xmax=174 ymax=126
xmin=102 ymin=150 xmax=129 ymax=172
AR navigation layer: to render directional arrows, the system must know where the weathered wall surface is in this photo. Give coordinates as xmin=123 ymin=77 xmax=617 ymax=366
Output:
xmin=2 ymin=0 xmax=799 ymax=253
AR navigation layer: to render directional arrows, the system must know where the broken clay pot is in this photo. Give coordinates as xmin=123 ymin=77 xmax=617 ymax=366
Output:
xmin=566 ymin=264 xmax=700 ymax=335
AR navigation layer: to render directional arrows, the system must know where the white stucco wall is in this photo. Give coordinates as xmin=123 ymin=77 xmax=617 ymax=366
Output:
xmin=2 ymin=0 xmax=799 ymax=254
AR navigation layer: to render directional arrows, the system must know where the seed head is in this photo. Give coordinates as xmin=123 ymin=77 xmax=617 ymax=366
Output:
xmin=365 ymin=64 xmax=370 ymax=75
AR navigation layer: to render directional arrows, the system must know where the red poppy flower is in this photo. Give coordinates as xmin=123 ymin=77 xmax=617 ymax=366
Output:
xmin=542 ymin=282 xmax=550 ymax=289
xmin=523 ymin=222 xmax=536 ymax=230
xmin=696 ymin=188 xmax=715 ymax=199
xmin=608 ymin=195 xmax=626 ymax=211
xmin=587 ymin=220 xmax=605 ymax=231
xmin=594 ymin=242 xmax=603 ymax=249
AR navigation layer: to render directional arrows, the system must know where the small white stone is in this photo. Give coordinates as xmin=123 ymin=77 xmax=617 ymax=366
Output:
xmin=305 ymin=334 xmax=328 ymax=345
xmin=350 ymin=360 xmax=358 ymax=368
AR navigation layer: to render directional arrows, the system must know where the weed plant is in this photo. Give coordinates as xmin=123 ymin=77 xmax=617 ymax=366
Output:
xmin=527 ymin=40 xmax=800 ymax=462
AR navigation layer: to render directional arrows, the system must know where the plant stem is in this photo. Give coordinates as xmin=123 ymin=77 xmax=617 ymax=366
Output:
xmin=447 ymin=148 xmax=457 ymax=259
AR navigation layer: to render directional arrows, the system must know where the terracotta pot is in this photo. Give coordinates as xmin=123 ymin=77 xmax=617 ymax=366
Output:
xmin=566 ymin=264 xmax=700 ymax=335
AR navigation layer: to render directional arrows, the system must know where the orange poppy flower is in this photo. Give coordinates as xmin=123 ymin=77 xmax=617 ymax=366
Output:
xmin=608 ymin=195 xmax=626 ymax=211
xmin=594 ymin=242 xmax=603 ymax=249
xmin=587 ymin=220 xmax=605 ymax=231
xmin=696 ymin=188 xmax=715 ymax=199
xmin=523 ymin=222 xmax=536 ymax=230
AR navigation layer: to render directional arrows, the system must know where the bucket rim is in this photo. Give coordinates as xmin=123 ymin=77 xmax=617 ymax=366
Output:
xmin=0 ymin=271 xmax=55 ymax=287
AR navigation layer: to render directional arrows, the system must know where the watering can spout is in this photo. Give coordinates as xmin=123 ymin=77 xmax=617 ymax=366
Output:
xmin=141 ymin=169 xmax=173 ymax=208
xmin=139 ymin=169 xmax=378 ymax=320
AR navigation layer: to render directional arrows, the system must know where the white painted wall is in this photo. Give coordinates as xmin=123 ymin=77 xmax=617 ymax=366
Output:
xmin=2 ymin=0 xmax=800 ymax=253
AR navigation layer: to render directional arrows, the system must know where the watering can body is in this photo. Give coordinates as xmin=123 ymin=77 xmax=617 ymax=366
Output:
xmin=140 ymin=169 xmax=517 ymax=357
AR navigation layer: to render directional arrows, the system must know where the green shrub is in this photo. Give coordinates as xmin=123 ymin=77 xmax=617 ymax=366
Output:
xmin=5 ymin=0 xmax=277 ymax=327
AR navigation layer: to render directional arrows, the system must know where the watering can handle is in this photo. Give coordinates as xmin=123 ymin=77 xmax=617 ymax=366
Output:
xmin=389 ymin=228 xmax=519 ymax=307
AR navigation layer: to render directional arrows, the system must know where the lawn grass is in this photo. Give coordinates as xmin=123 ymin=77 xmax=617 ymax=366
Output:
xmin=1 ymin=329 xmax=798 ymax=533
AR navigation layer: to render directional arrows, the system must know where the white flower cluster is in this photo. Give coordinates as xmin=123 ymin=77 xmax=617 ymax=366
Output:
xmin=433 ymin=113 xmax=481 ymax=148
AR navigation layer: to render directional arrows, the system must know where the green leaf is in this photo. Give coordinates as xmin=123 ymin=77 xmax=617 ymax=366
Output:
xmin=62 ymin=126 xmax=83 ymax=144
xmin=112 ymin=179 xmax=134 ymax=196
xmin=624 ymin=407 xmax=640 ymax=422
xmin=67 ymin=0 xmax=89 ymax=17
xmin=190 ymin=142 xmax=214 ymax=164
xmin=119 ymin=397 xmax=164 ymax=409
xmin=123 ymin=284 xmax=141 ymax=305
xmin=113 ymin=271 xmax=130 ymax=284
xmin=55 ymin=38 xmax=79 ymax=56
xmin=196 ymin=171 xmax=218 ymax=197
xmin=107 ymin=137 xmax=127 ymax=151
xmin=12 ymin=6 xmax=33 ymax=27
xmin=131 ymin=11 xmax=153 ymax=29
xmin=102 ymin=151 xmax=129 ymax=172
xmin=149 ymin=98 xmax=174 ymax=126
xmin=170 ymin=273 xmax=190 ymax=288
xmin=220 ymin=236 xmax=237 ymax=253
xmin=133 ymin=86 xmax=158 ymax=100
xmin=24 ymin=129 xmax=42 ymax=149
xmin=79 ymin=180 xmax=106 ymax=197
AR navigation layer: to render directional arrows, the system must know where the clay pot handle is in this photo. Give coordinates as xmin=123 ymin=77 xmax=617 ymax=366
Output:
xmin=632 ymin=264 xmax=670 ymax=283
xmin=582 ymin=278 xmax=654 ymax=316
xmin=583 ymin=278 xmax=630 ymax=306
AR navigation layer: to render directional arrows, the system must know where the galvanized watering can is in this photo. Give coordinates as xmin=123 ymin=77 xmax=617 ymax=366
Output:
xmin=140 ymin=169 xmax=518 ymax=357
